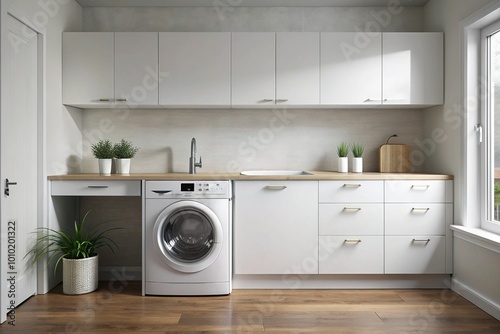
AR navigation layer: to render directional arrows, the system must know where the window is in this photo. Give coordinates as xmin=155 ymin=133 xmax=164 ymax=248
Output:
xmin=481 ymin=19 xmax=500 ymax=234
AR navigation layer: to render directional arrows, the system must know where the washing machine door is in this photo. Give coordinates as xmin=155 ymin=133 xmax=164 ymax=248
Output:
xmin=153 ymin=200 xmax=223 ymax=273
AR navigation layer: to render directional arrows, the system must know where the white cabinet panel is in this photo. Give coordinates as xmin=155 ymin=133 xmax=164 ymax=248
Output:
xmin=383 ymin=32 xmax=443 ymax=105
xmin=385 ymin=180 xmax=447 ymax=203
xmin=385 ymin=236 xmax=446 ymax=274
xmin=232 ymin=33 xmax=275 ymax=106
xmin=319 ymin=203 xmax=384 ymax=236
xmin=159 ymin=32 xmax=230 ymax=106
xmin=233 ymin=181 xmax=318 ymax=275
xmin=51 ymin=180 xmax=141 ymax=196
xmin=276 ymin=33 xmax=320 ymax=105
xmin=385 ymin=204 xmax=446 ymax=236
xmin=63 ymin=32 xmax=114 ymax=106
xmin=115 ymin=32 xmax=159 ymax=106
xmin=319 ymin=181 xmax=384 ymax=203
xmin=319 ymin=236 xmax=384 ymax=274
xmin=321 ymin=32 xmax=382 ymax=105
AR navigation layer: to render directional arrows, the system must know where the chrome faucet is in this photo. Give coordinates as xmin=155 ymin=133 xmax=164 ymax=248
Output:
xmin=189 ymin=138 xmax=202 ymax=174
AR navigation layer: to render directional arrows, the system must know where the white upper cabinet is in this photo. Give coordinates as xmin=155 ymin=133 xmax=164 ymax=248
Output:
xmin=63 ymin=32 xmax=159 ymax=108
xmin=383 ymin=32 xmax=443 ymax=106
xmin=276 ymin=32 xmax=320 ymax=106
xmin=231 ymin=33 xmax=276 ymax=107
xmin=63 ymin=33 xmax=114 ymax=107
xmin=114 ymin=32 xmax=159 ymax=106
xmin=321 ymin=32 xmax=382 ymax=105
xmin=159 ymin=32 xmax=231 ymax=107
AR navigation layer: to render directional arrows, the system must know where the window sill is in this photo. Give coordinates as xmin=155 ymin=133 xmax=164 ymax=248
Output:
xmin=451 ymin=225 xmax=500 ymax=254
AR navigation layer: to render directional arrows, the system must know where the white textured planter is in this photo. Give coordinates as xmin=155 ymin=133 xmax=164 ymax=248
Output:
xmin=63 ymin=255 xmax=98 ymax=295
xmin=337 ymin=157 xmax=348 ymax=173
xmin=352 ymin=157 xmax=363 ymax=173
xmin=98 ymin=159 xmax=112 ymax=175
xmin=115 ymin=158 xmax=131 ymax=175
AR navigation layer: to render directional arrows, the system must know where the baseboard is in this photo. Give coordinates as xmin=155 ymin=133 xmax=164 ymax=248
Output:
xmin=99 ymin=266 xmax=142 ymax=282
xmin=452 ymin=278 xmax=500 ymax=321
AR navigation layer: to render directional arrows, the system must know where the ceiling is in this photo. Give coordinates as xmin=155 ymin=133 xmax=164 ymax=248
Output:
xmin=75 ymin=0 xmax=430 ymax=7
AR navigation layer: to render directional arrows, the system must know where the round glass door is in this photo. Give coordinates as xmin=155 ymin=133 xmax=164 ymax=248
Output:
xmin=153 ymin=201 xmax=223 ymax=273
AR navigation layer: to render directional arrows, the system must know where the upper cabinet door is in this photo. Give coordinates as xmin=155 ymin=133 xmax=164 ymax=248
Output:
xmin=115 ymin=32 xmax=159 ymax=106
xmin=276 ymin=33 xmax=320 ymax=106
xmin=321 ymin=32 xmax=382 ymax=105
xmin=232 ymin=33 xmax=275 ymax=107
xmin=63 ymin=32 xmax=114 ymax=106
xmin=383 ymin=32 xmax=443 ymax=106
xmin=159 ymin=32 xmax=231 ymax=106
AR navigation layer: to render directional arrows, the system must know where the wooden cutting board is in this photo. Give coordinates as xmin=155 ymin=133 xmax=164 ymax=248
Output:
xmin=379 ymin=144 xmax=411 ymax=173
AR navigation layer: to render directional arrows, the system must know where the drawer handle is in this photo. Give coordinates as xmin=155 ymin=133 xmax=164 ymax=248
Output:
xmin=344 ymin=239 xmax=362 ymax=243
xmin=412 ymin=239 xmax=430 ymax=243
xmin=411 ymin=207 xmax=430 ymax=212
xmin=98 ymin=98 xmax=112 ymax=102
xmin=115 ymin=98 xmax=128 ymax=102
xmin=261 ymin=99 xmax=274 ymax=102
xmin=265 ymin=185 xmax=287 ymax=190
xmin=152 ymin=190 xmax=172 ymax=194
xmin=343 ymin=207 xmax=362 ymax=211
xmin=275 ymin=99 xmax=288 ymax=103
xmin=411 ymin=184 xmax=430 ymax=189
xmin=87 ymin=185 xmax=109 ymax=189
xmin=343 ymin=183 xmax=361 ymax=188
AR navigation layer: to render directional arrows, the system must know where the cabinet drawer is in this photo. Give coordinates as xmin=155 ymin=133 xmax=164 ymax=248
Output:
xmin=51 ymin=180 xmax=141 ymax=196
xmin=319 ymin=181 xmax=383 ymax=203
xmin=385 ymin=236 xmax=446 ymax=274
xmin=385 ymin=180 xmax=447 ymax=203
xmin=385 ymin=203 xmax=446 ymax=235
xmin=319 ymin=236 xmax=384 ymax=274
xmin=319 ymin=203 xmax=383 ymax=235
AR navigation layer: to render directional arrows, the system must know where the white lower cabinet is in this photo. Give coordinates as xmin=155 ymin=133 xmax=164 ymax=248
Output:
xmin=319 ymin=236 xmax=384 ymax=274
xmin=385 ymin=236 xmax=446 ymax=274
xmin=233 ymin=181 xmax=318 ymax=275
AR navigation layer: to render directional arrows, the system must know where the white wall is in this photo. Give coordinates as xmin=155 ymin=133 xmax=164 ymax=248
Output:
xmin=424 ymin=0 xmax=500 ymax=320
xmin=79 ymin=6 xmax=427 ymax=174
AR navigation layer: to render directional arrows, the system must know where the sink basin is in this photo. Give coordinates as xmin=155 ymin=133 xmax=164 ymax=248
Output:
xmin=240 ymin=170 xmax=313 ymax=176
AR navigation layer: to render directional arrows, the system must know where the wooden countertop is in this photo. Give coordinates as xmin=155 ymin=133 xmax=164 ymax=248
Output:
xmin=48 ymin=172 xmax=454 ymax=181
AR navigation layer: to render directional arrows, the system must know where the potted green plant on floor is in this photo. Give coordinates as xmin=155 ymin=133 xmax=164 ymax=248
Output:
xmin=337 ymin=141 xmax=349 ymax=173
xmin=113 ymin=139 xmax=139 ymax=175
xmin=26 ymin=211 xmax=121 ymax=295
xmin=91 ymin=139 xmax=114 ymax=175
xmin=351 ymin=142 xmax=364 ymax=173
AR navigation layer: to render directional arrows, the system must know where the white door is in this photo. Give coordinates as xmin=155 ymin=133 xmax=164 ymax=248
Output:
xmin=276 ymin=33 xmax=320 ymax=105
xmin=1 ymin=16 xmax=39 ymax=323
xmin=321 ymin=32 xmax=382 ymax=105
xmin=231 ymin=33 xmax=275 ymax=106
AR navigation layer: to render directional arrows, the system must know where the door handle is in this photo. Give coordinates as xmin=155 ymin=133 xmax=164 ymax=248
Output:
xmin=264 ymin=185 xmax=287 ymax=190
xmin=5 ymin=178 xmax=17 ymax=196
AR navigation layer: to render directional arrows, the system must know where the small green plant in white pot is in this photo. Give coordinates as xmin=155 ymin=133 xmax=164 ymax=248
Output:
xmin=351 ymin=142 xmax=364 ymax=173
xmin=91 ymin=139 xmax=114 ymax=175
xmin=113 ymin=139 xmax=139 ymax=175
xmin=337 ymin=141 xmax=349 ymax=173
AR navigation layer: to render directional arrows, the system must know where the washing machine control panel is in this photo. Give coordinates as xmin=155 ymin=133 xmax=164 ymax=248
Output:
xmin=146 ymin=181 xmax=230 ymax=199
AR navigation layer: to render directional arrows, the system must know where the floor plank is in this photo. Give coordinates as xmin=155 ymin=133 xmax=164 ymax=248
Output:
xmin=1 ymin=281 xmax=499 ymax=333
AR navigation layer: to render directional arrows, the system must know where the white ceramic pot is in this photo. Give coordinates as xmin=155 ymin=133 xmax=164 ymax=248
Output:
xmin=115 ymin=158 xmax=131 ymax=175
xmin=338 ymin=156 xmax=348 ymax=173
xmin=352 ymin=157 xmax=363 ymax=173
xmin=63 ymin=255 xmax=98 ymax=295
xmin=98 ymin=158 xmax=112 ymax=175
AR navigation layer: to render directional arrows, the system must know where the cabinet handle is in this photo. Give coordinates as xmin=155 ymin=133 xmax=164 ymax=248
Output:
xmin=344 ymin=239 xmax=362 ymax=243
xmin=275 ymin=99 xmax=288 ymax=103
xmin=87 ymin=185 xmax=109 ymax=189
xmin=98 ymin=98 xmax=112 ymax=102
xmin=264 ymin=185 xmax=287 ymax=190
xmin=412 ymin=239 xmax=430 ymax=243
xmin=343 ymin=207 xmax=362 ymax=211
xmin=261 ymin=99 xmax=274 ymax=102
xmin=411 ymin=184 xmax=429 ymax=189
xmin=115 ymin=98 xmax=128 ymax=102
xmin=343 ymin=183 xmax=361 ymax=188
xmin=411 ymin=207 xmax=430 ymax=212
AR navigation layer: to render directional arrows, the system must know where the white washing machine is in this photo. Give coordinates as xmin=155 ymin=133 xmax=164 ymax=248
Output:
xmin=144 ymin=180 xmax=232 ymax=296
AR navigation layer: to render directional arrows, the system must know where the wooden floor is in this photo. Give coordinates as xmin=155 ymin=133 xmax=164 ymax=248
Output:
xmin=3 ymin=281 xmax=499 ymax=333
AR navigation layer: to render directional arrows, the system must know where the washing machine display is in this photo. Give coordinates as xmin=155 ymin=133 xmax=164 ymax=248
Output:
xmin=145 ymin=181 xmax=231 ymax=296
